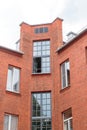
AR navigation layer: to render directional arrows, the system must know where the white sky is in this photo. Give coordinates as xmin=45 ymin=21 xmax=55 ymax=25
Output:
xmin=0 ymin=0 xmax=87 ymax=49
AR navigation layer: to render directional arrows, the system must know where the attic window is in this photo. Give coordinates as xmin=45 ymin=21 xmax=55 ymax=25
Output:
xmin=67 ymin=32 xmax=77 ymax=41
xmin=34 ymin=27 xmax=48 ymax=34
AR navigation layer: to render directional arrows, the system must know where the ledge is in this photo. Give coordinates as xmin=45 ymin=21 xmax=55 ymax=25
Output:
xmin=0 ymin=45 xmax=24 ymax=55
xmin=32 ymin=72 xmax=51 ymax=75
xmin=60 ymin=86 xmax=71 ymax=93
xmin=57 ymin=28 xmax=87 ymax=52
xmin=6 ymin=90 xmax=21 ymax=96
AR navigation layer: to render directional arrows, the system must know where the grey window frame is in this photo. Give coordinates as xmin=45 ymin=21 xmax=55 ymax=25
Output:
xmin=34 ymin=27 xmax=48 ymax=34
xmin=33 ymin=40 xmax=50 ymax=74
xmin=32 ymin=92 xmax=52 ymax=130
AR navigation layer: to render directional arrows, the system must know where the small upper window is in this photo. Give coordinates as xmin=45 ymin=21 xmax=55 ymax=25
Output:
xmin=61 ymin=60 xmax=70 ymax=89
xmin=34 ymin=27 xmax=48 ymax=34
xmin=6 ymin=65 xmax=20 ymax=93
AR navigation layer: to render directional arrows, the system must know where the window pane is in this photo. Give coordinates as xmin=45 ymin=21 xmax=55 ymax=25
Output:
xmin=3 ymin=115 xmax=9 ymax=130
xmin=13 ymin=68 xmax=20 ymax=92
xmin=66 ymin=62 xmax=70 ymax=86
xmin=4 ymin=114 xmax=18 ymax=130
xmin=38 ymin=46 xmax=41 ymax=51
xmin=46 ymin=68 xmax=50 ymax=73
xmin=6 ymin=67 xmax=13 ymax=90
xmin=37 ymin=51 xmax=41 ymax=56
xmin=70 ymin=119 xmax=73 ymax=130
xmin=64 ymin=121 xmax=68 ymax=130
xmin=61 ymin=63 xmax=66 ymax=88
xmin=6 ymin=66 xmax=20 ymax=93
xmin=33 ymin=51 xmax=38 ymax=56
xmin=47 ymin=111 xmax=51 ymax=116
xmin=34 ymin=46 xmax=38 ymax=51
xmin=42 ymin=68 xmax=46 ymax=73
xmin=11 ymin=116 xmax=18 ymax=130
xmin=45 ymin=41 xmax=50 ymax=45
xmin=33 ymin=57 xmax=41 ymax=73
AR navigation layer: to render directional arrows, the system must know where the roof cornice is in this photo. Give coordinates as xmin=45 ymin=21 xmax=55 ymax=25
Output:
xmin=57 ymin=28 xmax=87 ymax=52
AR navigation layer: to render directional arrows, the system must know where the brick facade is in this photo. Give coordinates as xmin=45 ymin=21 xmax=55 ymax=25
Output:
xmin=0 ymin=18 xmax=87 ymax=130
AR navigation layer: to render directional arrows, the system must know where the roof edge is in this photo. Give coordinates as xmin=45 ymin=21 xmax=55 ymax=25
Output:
xmin=20 ymin=17 xmax=63 ymax=27
xmin=57 ymin=28 xmax=87 ymax=52
xmin=0 ymin=45 xmax=24 ymax=55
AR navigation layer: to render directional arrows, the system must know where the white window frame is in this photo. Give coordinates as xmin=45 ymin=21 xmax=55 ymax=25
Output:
xmin=61 ymin=60 xmax=70 ymax=89
xmin=63 ymin=116 xmax=73 ymax=130
xmin=6 ymin=66 xmax=20 ymax=93
xmin=3 ymin=114 xmax=18 ymax=130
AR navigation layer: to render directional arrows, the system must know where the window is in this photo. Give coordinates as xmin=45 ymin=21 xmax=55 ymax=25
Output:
xmin=6 ymin=66 xmax=20 ymax=93
xmin=61 ymin=60 xmax=70 ymax=89
xmin=35 ymin=27 xmax=48 ymax=34
xmin=33 ymin=40 xmax=50 ymax=73
xmin=15 ymin=39 xmax=20 ymax=51
xmin=3 ymin=114 xmax=18 ymax=130
xmin=63 ymin=109 xmax=73 ymax=130
xmin=85 ymin=47 xmax=87 ymax=63
xmin=32 ymin=92 xmax=52 ymax=130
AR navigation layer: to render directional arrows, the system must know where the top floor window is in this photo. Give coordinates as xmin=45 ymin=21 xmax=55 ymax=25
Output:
xmin=33 ymin=40 xmax=50 ymax=74
xmin=61 ymin=60 xmax=70 ymax=89
xmin=6 ymin=65 xmax=20 ymax=93
xmin=34 ymin=27 xmax=48 ymax=34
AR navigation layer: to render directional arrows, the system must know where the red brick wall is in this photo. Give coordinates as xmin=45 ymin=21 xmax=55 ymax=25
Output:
xmin=1 ymin=17 xmax=87 ymax=130
xmin=56 ymin=32 xmax=87 ymax=130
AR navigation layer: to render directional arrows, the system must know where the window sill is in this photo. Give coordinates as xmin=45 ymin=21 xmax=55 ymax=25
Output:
xmin=6 ymin=90 xmax=21 ymax=96
xmin=32 ymin=72 xmax=51 ymax=75
xmin=60 ymin=85 xmax=71 ymax=93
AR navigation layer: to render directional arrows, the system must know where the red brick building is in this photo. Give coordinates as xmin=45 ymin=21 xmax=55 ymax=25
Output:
xmin=0 ymin=18 xmax=87 ymax=130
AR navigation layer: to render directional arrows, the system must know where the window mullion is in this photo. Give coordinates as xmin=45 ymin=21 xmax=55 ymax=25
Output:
xmin=68 ymin=119 xmax=70 ymax=130
xmin=8 ymin=115 xmax=11 ymax=130
xmin=11 ymin=68 xmax=14 ymax=91
xmin=41 ymin=94 xmax=42 ymax=130
xmin=65 ymin=62 xmax=67 ymax=87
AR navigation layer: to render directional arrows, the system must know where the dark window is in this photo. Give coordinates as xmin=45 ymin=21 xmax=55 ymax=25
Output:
xmin=43 ymin=27 xmax=48 ymax=33
xmin=34 ymin=27 xmax=48 ymax=34
xmin=33 ymin=40 xmax=50 ymax=73
xmin=40 ymin=28 xmax=43 ymax=33
xmin=32 ymin=92 xmax=52 ymax=130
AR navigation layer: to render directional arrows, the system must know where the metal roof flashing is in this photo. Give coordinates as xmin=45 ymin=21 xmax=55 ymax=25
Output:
xmin=57 ymin=28 xmax=87 ymax=52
